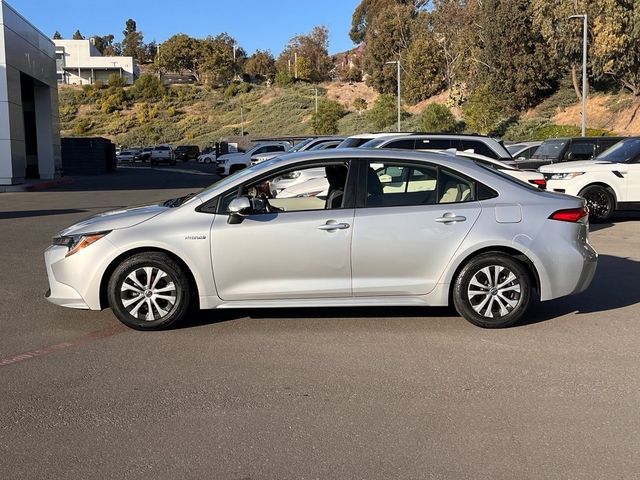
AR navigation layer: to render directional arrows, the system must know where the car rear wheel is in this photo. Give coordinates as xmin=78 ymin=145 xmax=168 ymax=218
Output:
xmin=580 ymin=185 xmax=614 ymax=223
xmin=453 ymin=253 xmax=531 ymax=328
xmin=107 ymin=252 xmax=192 ymax=330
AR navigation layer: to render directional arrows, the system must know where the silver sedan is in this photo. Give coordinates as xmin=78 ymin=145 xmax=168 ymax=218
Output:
xmin=44 ymin=150 xmax=598 ymax=330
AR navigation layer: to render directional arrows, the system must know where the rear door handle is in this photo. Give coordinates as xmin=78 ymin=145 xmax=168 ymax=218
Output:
xmin=317 ymin=221 xmax=350 ymax=231
xmin=435 ymin=213 xmax=466 ymax=224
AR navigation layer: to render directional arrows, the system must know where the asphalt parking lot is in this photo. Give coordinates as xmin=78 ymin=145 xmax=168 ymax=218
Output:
xmin=1 ymin=165 xmax=640 ymax=479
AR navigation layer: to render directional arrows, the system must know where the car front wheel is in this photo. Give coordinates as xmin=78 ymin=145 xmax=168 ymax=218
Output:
xmin=107 ymin=252 xmax=192 ymax=330
xmin=453 ymin=253 xmax=531 ymax=328
xmin=580 ymin=185 xmax=614 ymax=223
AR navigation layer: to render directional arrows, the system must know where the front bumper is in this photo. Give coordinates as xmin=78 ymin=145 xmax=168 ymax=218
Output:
xmin=44 ymin=237 xmax=120 ymax=311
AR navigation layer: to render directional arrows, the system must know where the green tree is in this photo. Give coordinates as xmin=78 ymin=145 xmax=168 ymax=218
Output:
xmin=368 ymin=94 xmax=402 ymax=130
xmin=362 ymin=4 xmax=417 ymax=94
xmin=121 ymin=19 xmax=145 ymax=62
xmin=419 ymin=104 xmax=460 ymax=132
xmin=591 ymin=0 xmax=640 ymax=95
xmin=312 ymin=100 xmax=346 ymax=134
xmin=475 ymin=0 xmax=558 ymax=111
xmin=72 ymin=30 xmax=84 ymax=40
xmin=404 ymin=24 xmax=446 ymax=103
xmin=244 ymin=50 xmax=276 ymax=80
xmin=92 ymin=35 xmax=115 ymax=55
xmin=277 ymin=26 xmax=332 ymax=82
xmin=53 ymin=31 xmax=62 ymax=40
xmin=462 ymin=84 xmax=505 ymax=134
xmin=531 ymin=0 xmax=596 ymax=100
xmin=198 ymin=33 xmax=245 ymax=86
xmin=350 ymin=0 xmax=427 ymax=43
xmin=157 ymin=34 xmax=199 ymax=75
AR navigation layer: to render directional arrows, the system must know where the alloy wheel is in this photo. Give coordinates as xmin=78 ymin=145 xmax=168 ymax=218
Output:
xmin=120 ymin=267 xmax=177 ymax=321
xmin=467 ymin=265 xmax=522 ymax=318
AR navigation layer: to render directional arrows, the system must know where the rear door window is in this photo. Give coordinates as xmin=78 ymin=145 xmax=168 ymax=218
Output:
xmin=385 ymin=139 xmax=416 ymax=150
xmin=459 ymin=140 xmax=496 ymax=158
xmin=414 ymin=138 xmax=453 ymax=150
xmin=566 ymin=141 xmax=596 ymax=160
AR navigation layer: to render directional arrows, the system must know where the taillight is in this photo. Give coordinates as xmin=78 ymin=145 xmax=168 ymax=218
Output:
xmin=549 ymin=206 xmax=589 ymax=223
xmin=529 ymin=178 xmax=547 ymax=189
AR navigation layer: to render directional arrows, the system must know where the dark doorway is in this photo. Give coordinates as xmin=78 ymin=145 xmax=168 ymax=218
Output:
xmin=20 ymin=73 xmax=39 ymax=179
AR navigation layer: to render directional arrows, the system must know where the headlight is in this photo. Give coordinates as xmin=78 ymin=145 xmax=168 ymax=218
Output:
xmin=550 ymin=172 xmax=584 ymax=180
xmin=52 ymin=231 xmax=111 ymax=257
xmin=218 ymin=159 xmax=228 ymax=164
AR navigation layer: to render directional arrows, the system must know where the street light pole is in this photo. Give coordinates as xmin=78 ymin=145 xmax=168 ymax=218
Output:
xmin=569 ymin=14 xmax=588 ymax=137
xmin=386 ymin=60 xmax=401 ymax=132
xmin=314 ymin=87 xmax=318 ymax=114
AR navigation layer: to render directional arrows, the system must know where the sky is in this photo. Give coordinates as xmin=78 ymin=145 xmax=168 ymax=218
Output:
xmin=11 ymin=0 xmax=361 ymax=56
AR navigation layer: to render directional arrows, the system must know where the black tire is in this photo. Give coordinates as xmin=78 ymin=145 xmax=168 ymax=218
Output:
xmin=150 ymin=160 xmax=157 ymax=166
xmin=170 ymin=160 xmax=176 ymax=166
xmin=229 ymin=164 xmax=245 ymax=174
xmin=580 ymin=185 xmax=614 ymax=223
xmin=453 ymin=253 xmax=531 ymax=328
xmin=107 ymin=252 xmax=192 ymax=331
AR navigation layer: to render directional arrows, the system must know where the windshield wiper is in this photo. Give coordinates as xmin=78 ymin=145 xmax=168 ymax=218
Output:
xmin=162 ymin=192 xmax=196 ymax=208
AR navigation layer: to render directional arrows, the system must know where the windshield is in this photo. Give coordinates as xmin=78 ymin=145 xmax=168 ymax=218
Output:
xmin=289 ymin=138 xmax=315 ymax=152
xmin=596 ymin=138 xmax=640 ymax=163
xmin=532 ymin=139 xmax=567 ymax=159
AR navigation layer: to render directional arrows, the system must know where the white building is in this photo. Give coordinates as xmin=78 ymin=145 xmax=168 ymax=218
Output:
xmin=54 ymin=39 xmax=138 ymax=86
xmin=0 ymin=0 xmax=61 ymax=185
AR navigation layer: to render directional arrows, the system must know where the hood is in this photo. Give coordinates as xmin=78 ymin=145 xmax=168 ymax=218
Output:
xmin=539 ymin=160 xmax=616 ymax=173
xmin=58 ymin=203 xmax=167 ymax=236
xmin=217 ymin=152 xmax=244 ymax=160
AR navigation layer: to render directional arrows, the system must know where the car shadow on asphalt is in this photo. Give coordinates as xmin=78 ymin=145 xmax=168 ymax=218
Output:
xmin=0 ymin=208 xmax=89 ymax=220
xmin=179 ymin=306 xmax=455 ymax=330
xmin=590 ymin=212 xmax=640 ymax=232
xmin=178 ymin=254 xmax=640 ymax=330
xmin=47 ymin=169 xmax=217 ymax=192
xmin=520 ymin=253 xmax=640 ymax=326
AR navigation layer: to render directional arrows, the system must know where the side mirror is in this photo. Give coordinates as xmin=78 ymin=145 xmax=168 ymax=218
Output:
xmin=227 ymin=197 xmax=252 ymax=224
xmin=565 ymin=152 xmax=575 ymax=161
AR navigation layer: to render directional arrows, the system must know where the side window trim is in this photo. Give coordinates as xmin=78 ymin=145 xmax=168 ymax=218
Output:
xmin=207 ymin=159 xmax=357 ymax=215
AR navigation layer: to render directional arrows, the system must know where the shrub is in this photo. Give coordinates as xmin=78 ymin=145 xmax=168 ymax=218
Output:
xmin=224 ymin=83 xmax=239 ymax=99
xmin=73 ymin=118 xmax=93 ymax=135
xmin=275 ymin=71 xmax=294 ymax=87
xmin=108 ymin=74 xmax=127 ymax=88
xmin=239 ymin=82 xmax=252 ymax=94
xmin=368 ymin=94 xmax=402 ymax=130
xmin=131 ymin=74 xmax=165 ymax=101
xmin=353 ymin=97 xmax=367 ymax=115
xmin=99 ymin=87 xmax=127 ymax=113
xmin=419 ymin=104 xmax=461 ymax=133
xmin=312 ymin=100 xmax=346 ymax=135
xmin=462 ymin=84 xmax=506 ymax=134
xmin=59 ymin=103 xmax=77 ymax=122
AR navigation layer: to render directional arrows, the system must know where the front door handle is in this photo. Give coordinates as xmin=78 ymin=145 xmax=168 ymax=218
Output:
xmin=435 ymin=213 xmax=466 ymax=224
xmin=317 ymin=221 xmax=350 ymax=231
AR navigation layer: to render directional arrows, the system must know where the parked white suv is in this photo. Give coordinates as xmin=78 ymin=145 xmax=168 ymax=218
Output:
xmin=150 ymin=145 xmax=176 ymax=166
xmin=216 ymin=142 xmax=291 ymax=176
xmin=540 ymin=137 xmax=640 ymax=222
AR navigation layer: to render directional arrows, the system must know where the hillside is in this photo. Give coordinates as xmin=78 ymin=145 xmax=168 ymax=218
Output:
xmin=58 ymin=80 xmax=640 ymax=148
